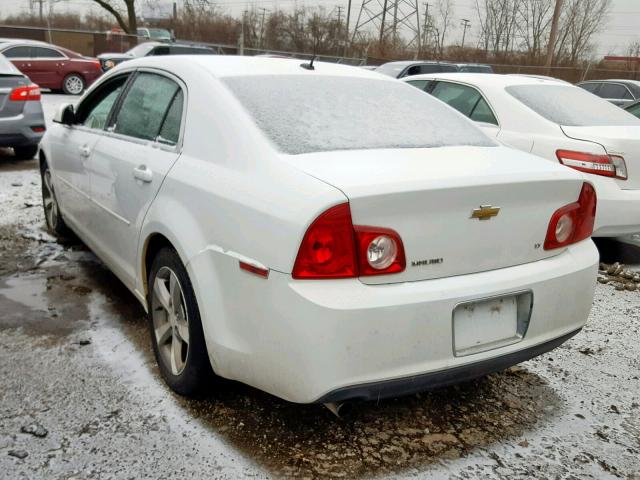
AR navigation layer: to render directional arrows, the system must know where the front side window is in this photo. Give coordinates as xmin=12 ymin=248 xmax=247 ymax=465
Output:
xmin=2 ymin=46 xmax=31 ymax=58
xmin=113 ymin=72 xmax=181 ymax=141
xmin=506 ymin=84 xmax=640 ymax=126
xmin=223 ymin=75 xmax=494 ymax=155
xmin=32 ymin=47 xmax=64 ymax=58
xmin=77 ymin=75 xmax=130 ymax=129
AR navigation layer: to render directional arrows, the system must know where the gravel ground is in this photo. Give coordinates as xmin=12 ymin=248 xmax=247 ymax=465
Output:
xmin=0 ymin=94 xmax=640 ymax=479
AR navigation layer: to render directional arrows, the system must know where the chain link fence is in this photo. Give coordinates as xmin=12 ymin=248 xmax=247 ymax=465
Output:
xmin=1 ymin=24 xmax=638 ymax=81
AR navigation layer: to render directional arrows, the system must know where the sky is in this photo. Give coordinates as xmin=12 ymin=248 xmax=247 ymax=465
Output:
xmin=1 ymin=0 xmax=639 ymax=56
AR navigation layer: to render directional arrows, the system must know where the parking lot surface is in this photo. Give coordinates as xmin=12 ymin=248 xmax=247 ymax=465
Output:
xmin=1 ymin=94 xmax=640 ymax=479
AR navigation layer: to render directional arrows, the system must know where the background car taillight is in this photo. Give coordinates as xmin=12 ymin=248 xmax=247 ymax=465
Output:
xmin=9 ymin=85 xmax=41 ymax=102
xmin=556 ymin=149 xmax=627 ymax=180
xmin=292 ymin=203 xmax=406 ymax=279
xmin=544 ymin=182 xmax=596 ymax=250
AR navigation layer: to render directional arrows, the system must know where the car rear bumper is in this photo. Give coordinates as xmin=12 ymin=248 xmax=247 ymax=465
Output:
xmin=0 ymin=103 xmax=45 ymax=147
xmin=188 ymin=239 xmax=598 ymax=404
xmin=592 ymin=178 xmax=640 ymax=236
xmin=317 ymin=328 xmax=581 ymax=403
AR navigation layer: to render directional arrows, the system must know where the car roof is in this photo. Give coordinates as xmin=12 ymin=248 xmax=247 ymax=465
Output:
xmin=401 ymin=72 xmax=570 ymax=87
xmin=377 ymin=60 xmax=453 ymax=67
xmin=579 ymin=79 xmax=640 ymax=86
xmin=118 ymin=55 xmax=393 ymax=79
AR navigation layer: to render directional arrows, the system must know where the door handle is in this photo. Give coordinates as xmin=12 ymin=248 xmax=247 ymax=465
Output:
xmin=79 ymin=146 xmax=91 ymax=158
xmin=133 ymin=165 xmax=153 ymax=183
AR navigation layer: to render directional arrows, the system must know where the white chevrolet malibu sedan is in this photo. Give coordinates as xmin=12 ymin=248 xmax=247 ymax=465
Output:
xmin=403 ymin=73 xmax=640 ymax=239
xmin=40 ymin=57 xmax=598 ymax=405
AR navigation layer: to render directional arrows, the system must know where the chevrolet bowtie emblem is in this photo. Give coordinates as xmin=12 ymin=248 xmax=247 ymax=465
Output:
xmin=471 ymin=205 xmax=501 ymax=220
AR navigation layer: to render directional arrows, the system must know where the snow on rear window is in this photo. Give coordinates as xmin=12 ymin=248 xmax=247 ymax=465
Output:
xmin=506 ymin=84 xmax=640 ymax=127
xmin=223 ymin=75 xmax=495 ymax=155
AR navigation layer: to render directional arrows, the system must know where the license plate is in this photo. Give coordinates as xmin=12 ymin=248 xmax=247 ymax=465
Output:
xmin=453 ymin=294 xmax=529 ymax=356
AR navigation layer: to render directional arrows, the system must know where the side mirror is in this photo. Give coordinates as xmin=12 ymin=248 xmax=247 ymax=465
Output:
xmin=53 ymin=104 xmax=76 ymax=125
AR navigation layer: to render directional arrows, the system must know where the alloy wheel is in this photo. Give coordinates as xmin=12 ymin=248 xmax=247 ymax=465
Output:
xmin=151 ymin=266 xmax=190 ymax=376
xmin=42 ymin=169 xmax=58 ymax=230
xmin=65 ymin=75 xmax=84 ymax=95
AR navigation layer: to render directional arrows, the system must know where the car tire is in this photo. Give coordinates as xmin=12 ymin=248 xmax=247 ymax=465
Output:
xmin=13 ymin=145 xmax=38 ymax=160
xmin=40 ymin=160 xmax=71 ymax=238
xmin=148 ymin=247 xmax=214 ymax=396
xmin=62 ymin=73 xmax=85 ymax=95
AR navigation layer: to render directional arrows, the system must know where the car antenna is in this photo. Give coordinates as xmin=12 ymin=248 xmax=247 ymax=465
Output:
xmin=300 ymin=40 xmax=318 ymax=70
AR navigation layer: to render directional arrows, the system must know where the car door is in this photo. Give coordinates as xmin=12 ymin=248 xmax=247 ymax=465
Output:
xmin=86 ymin=70 xmax=185 ymax=288
xmin=49 ymin=73 xmax=131 ymax=234
xmin=428 ymin=80 xmax=501 ymax=140
xmin=1 ymin=46 xmax=34 ymax=79
xmin=28 ymin=46 xmax=67 ymax=89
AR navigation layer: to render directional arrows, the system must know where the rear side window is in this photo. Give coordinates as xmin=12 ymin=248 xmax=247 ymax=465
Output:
xmin=578 ymin=82 xmax=600 ymax=94
xmin=506 ymin=84 xmax=640 ymax=126
xmin=627 ymin=103 xmax=640 ymax=118
xmin=431 ymin=82 xmax=498 ymax=125
xmin=113 ymin=72 xmax=181 ymax=141
xmin=157 ymin=90 xmax=184 ymax=145
xmin=2 ymin=46 xmax=31 ymax=58
xmin=223 ymin=75 xmax=494 ymax=155
xmin=150 ymin=46 xmax=170 ymax=56
xmin=599 ymin=83 xmax=633 ymax=100
xmin=32 ymin=47 xmax=64 ymax=58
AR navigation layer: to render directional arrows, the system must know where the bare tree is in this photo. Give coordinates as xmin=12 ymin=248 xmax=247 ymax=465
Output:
xmin=474 ymin=0 xmax=519 ymax=58
xmin=517 ymin=0 xmax=554 ymax=61
xmin=431 ymin=0 xmax=454 ymax=58
xmin=90 ymin=0 xmax=137 ymax=34
xmin=554 ymin=0 xmax=610 ymax=64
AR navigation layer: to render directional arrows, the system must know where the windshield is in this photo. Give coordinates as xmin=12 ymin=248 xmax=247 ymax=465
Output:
xmin=506 ymin=84 xmax=640 ymax=126
xmin=148 ymin=29 xmax=172 ymax=40
xmin=223 ymin=75 xmax=495 ymax=155
xmin=127 ymin=43 xmax=156 ymax=57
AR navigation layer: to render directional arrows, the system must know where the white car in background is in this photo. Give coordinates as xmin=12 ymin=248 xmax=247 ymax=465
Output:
xmin=403 ymin=73 xmax=640 ymax=239
xmin=39 ymin=57 xmax=598 ymax=405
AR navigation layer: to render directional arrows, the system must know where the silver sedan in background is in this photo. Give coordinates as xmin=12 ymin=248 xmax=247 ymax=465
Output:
xmin=0 ymin=53 xmax=45 ymax=159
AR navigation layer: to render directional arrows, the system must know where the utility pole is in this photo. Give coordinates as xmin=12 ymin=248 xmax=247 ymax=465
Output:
xmin=336 ymin=5 xmax=343 ymax=24
xmin=460 ymin=18 xmax=470 ymax=48
xmin=379 ymin=0 xmax=388 ymax=48
xmin=258 ymin=7 xmax=268 ymax=49
xmin=343 ymin=0 xmax=352 ymax=58
xmin=239 ymin=10 xmax=247 ymax=56
xmin=545 ymin=0 xmax=563 ymax=74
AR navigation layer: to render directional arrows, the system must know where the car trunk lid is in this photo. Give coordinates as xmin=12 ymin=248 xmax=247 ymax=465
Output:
xmin=561 ymin=125 xmax=640 ymax=190
xmin=283 ymin=146 xmax=586 ymax=284
xmin=0 ymin=74 xmax=28 ymax=118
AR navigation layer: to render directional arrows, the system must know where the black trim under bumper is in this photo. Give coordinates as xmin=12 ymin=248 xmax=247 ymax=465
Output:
xmin=316 ymin=328 xmax=581 ymax=404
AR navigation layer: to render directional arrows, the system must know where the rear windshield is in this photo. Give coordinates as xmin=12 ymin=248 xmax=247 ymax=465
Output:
xmin=223 ymin=75 xmax=495 ymax=155
xmin=506 ymin=84 xmax=640 ymax=126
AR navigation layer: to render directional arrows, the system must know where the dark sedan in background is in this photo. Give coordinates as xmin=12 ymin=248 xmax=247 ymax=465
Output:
xmin=97 ymin=41 xmax=216 ymax=71
xmin=0 ymin=40 xmax=102 ymax=94
xmin=577 ymin=79 xmax=640 ymax=107
xmin=0 ymin=54 xmax=45 ymax=159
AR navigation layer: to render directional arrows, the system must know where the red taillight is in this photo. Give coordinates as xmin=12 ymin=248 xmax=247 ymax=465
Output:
xmin=556 ymin=149 xmax=627 ymax=180
xmin=544 ymin=182 xmax=597 ymax=250
xmin=292 ymin=203 xmax=406 ymax=279
xmin=9 ymin=84 xmax=41 ymax=101
xmin=92 ymin=60 xmax=102 ymax=70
